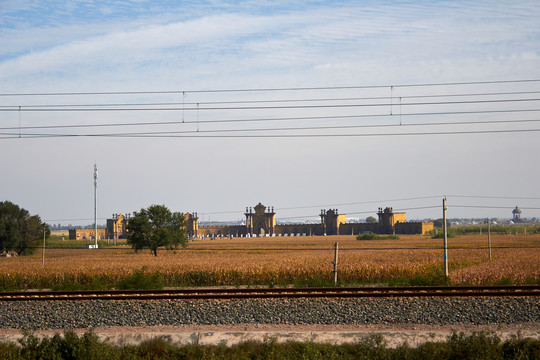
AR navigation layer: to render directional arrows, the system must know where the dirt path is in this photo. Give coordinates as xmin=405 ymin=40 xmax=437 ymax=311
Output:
xmin=1 ymin=323 xmax=538 ymax=348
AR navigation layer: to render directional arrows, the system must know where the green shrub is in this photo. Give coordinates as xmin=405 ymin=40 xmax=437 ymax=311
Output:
xmin=0 ymin=341 xmax=19 ymax=360
xmin=18 ymin=330 xmax=118 ymax=360
xmin=388 ymin=266 xmax=449 ymax=286
xmin=430 ymin=229 xmax=457 ymax=239
xmin=116 ymin=267 xmax=164 ymax=290
xmin=357 ymin=233 xmax=400 ymax=240
xmin=292 ymin=274 xmax=336 ymax=288
xmin=436 ymin=224 xmax=540 ymax=236
xmin=0 ymin=330 xmax=538 ymax=359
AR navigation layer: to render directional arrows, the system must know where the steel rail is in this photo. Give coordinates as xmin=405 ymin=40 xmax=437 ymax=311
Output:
xmin=0 ymin=286 xmax=538 ymax=302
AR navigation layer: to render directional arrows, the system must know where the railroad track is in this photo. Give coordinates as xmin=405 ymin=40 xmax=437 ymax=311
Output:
xmin=0 ymin=285 xmax=538 ymax=301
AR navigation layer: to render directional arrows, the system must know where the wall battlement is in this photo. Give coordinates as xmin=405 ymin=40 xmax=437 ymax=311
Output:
xmin=194 ymin=204 xmax=433 ymax=238
xmin=70 ymin=205 xmax=433 ymax=240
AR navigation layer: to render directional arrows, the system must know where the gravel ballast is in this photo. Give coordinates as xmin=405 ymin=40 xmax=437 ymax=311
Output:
xmin=1 ymin=297 xmax=538 ymax=331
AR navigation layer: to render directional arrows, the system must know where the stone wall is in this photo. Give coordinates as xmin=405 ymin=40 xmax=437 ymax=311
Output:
xmin=199 ymin=225 xmax=247 ymax=238
xmin=395 ymin=221 xmax=433 ymax=235
xmin=68 ymin=228 xmax=106 ymax=240
xmin=178 ymin=204 xmax=434 ymax=238
xmin=339 ymin=222 xmax=379 ymax=235
xmin=275 ymin=224 xmax=323 ymax=236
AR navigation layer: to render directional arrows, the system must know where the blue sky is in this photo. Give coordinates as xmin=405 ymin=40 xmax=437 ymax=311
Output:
xmin=1 ymin=0 xmax=540 ymax=225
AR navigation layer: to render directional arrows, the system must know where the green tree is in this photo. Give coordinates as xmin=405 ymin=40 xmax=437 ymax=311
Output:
xmin=366 ymin=216 xmax=377 ymax=223
xmin=0 ymin=201 xmax=49 ymax=255
xmin=433 ymin=218 xmax=451 ymax=228
xmin=127 ymin=204 xmax=187 ymax=256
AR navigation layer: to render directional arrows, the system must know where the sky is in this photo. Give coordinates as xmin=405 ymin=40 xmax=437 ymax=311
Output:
xmin=1 ymin=0 xmax=540 ymax=226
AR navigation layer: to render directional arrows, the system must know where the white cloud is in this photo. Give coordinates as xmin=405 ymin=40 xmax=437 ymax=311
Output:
xmin=1 ymin=1 xmax=540 ymax=222
xmin=3 ymin=2 xmax=539 ymax=85
xmin=1 ymin=14 xmax=267 ymax=76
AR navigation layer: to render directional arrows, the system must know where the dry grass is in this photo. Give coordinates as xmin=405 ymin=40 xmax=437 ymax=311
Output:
xmin=0 ymin=234 xmax=538 ymax=289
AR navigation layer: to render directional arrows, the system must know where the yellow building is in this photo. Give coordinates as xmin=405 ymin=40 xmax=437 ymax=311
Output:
xmin=245 ymin=203 xmax=276 ymax=236
xmin=320 ymin=209 xmax=346 ymax=235
xmin=106 ymin=213 xmax=128 ymax=239
xmin=68 ymin=228 xmax=106 ymax=241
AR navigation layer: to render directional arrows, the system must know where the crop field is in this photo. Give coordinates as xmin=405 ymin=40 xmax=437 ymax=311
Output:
xmin=0 ymin=234 xmax=538 ymax=290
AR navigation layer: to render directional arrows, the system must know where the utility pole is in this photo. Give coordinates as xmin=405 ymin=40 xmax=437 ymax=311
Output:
xmin=443 ymin=197 xmax=448 ymax=277
xmin=94 ymin=163 xmax=98 ymax=249
xmin=333 ymin=242 xmax=339 ymax=285
xmin=487 ymin=218 xmax=492 ymax=261
xmin=42 ymin=229 xmax=45 ymax=267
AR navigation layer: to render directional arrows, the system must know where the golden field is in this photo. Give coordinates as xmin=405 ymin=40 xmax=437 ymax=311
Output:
xmin=0 ymin=234 xmax=538 ymax=289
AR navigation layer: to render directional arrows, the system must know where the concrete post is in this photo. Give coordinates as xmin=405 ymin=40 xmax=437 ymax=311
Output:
xmin=333 ymin=242 xmax=339 ymax=285
xmin=443 ymin=197 xmax=448 ymax=277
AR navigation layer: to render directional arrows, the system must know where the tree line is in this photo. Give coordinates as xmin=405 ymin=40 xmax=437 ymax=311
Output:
xmin=0 ymin=201 xmax=49 ymax=256
xmin=1 ymin=202 xmax=186 ymax=256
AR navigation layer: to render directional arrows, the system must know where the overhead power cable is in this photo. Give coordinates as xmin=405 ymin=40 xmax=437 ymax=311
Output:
xmin=448 ymin=205 xmax=540 ymax=210
xmin=2 ymin=111 xmax=540 ymax=132
xmin=1 ymin=90 xmax=539 ymax=109
xmin=169 ymin=195 xmax=540 ymax=217
xmin=447 ymin=195 xmax=540 ymax=200
xmin=2 ymin=79 xmax=539 ymax=140
xmin=2 ymin=127 xmax=540 ymax=140
xmin=43 ymin=194 xmax=537 ymax=224
xmin=1 ymin=78 xmax=539 ymax=96
xmin=277 ymin=205 xmax=442 ymax=221
xmin=3 ymin=118 xmax=538 ymax=136
xmin=1 ymin=97 xmax=538 ymax=112
xmin=19 ymin=128 xmax=540 ymax=139
xmin=199 ymin=196 xmax=444 ymax=216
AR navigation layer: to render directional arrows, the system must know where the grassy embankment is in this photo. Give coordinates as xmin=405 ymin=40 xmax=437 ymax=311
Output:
xmin=0 ymin=330 xmax=538 ymax=360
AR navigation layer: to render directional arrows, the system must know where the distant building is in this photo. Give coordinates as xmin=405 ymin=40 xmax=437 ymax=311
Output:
xmin=245 ymin=203 xmax=276 ymax=236
xmin=195 ymin=203 xmax=433 ymax=237
xmin=185 ymin=212 xmax=199 ymax=239
xmin=68 ymin=205 xmax=434 ymax=241
xmin=320 ymin=209 xmax=346 ymax=235
xmin=377 ymin=207 xmax=406 ymax=234
xmin=106 ymin=213 xmax=128 ymax=240
xmin=512 ymin=206 xmax=522 ymax=222
xmin=69 ymin=213 xmax=128 ymax=241
xmin=70 ymin=212 xmax=200 ymax=241
xmin=68 ymin=228 xmax=106 ymax=241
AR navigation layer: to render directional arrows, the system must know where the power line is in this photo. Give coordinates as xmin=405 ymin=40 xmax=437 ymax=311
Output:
xmin=5 ymin=117 xmax=539 ymax=137
xmin=3 ymin=126 xmax=540 ymax=140
xmin=198 ymin=196 xmax=444 ymax=217
xmin=44 ymin=217 xmax=109 ymax=222
xmin=277 ymin=203 xmax=538 ymax=221
xmin=2 ymin=79 xmax=539 ymax=139
xmin=3 ymin=127 xmax=540 ymax=139
xmin=1 ymin=78 xmax=539 ymax=96
xmin=2 ymin=90 xmax=540 ymax=109
xmin=3 ymin=111 xmax=540 ymax=132
xmin=199 ymin=200 xmax=540 ymax=221
xmin=448 ymin=205 xmax=540 ymax=210
xmin=12 ymin=127 xmax=540 ymax=139
xmin=45 ymin=197 xmax=444 ymax=223
xmin=346 ymin=205 xmax=441 ymax=216
xmin=2 ymin=97 xmax=538 ymax=112
xmin=447 ymin=195 xmax=540 ymax=200
xmin=277 ymin=196 xmax=443 ymax=211
xmin=43 ymin=198 xmax=538 ymax=224
xmin=277 ymin=206 xmax=442 ymax=221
